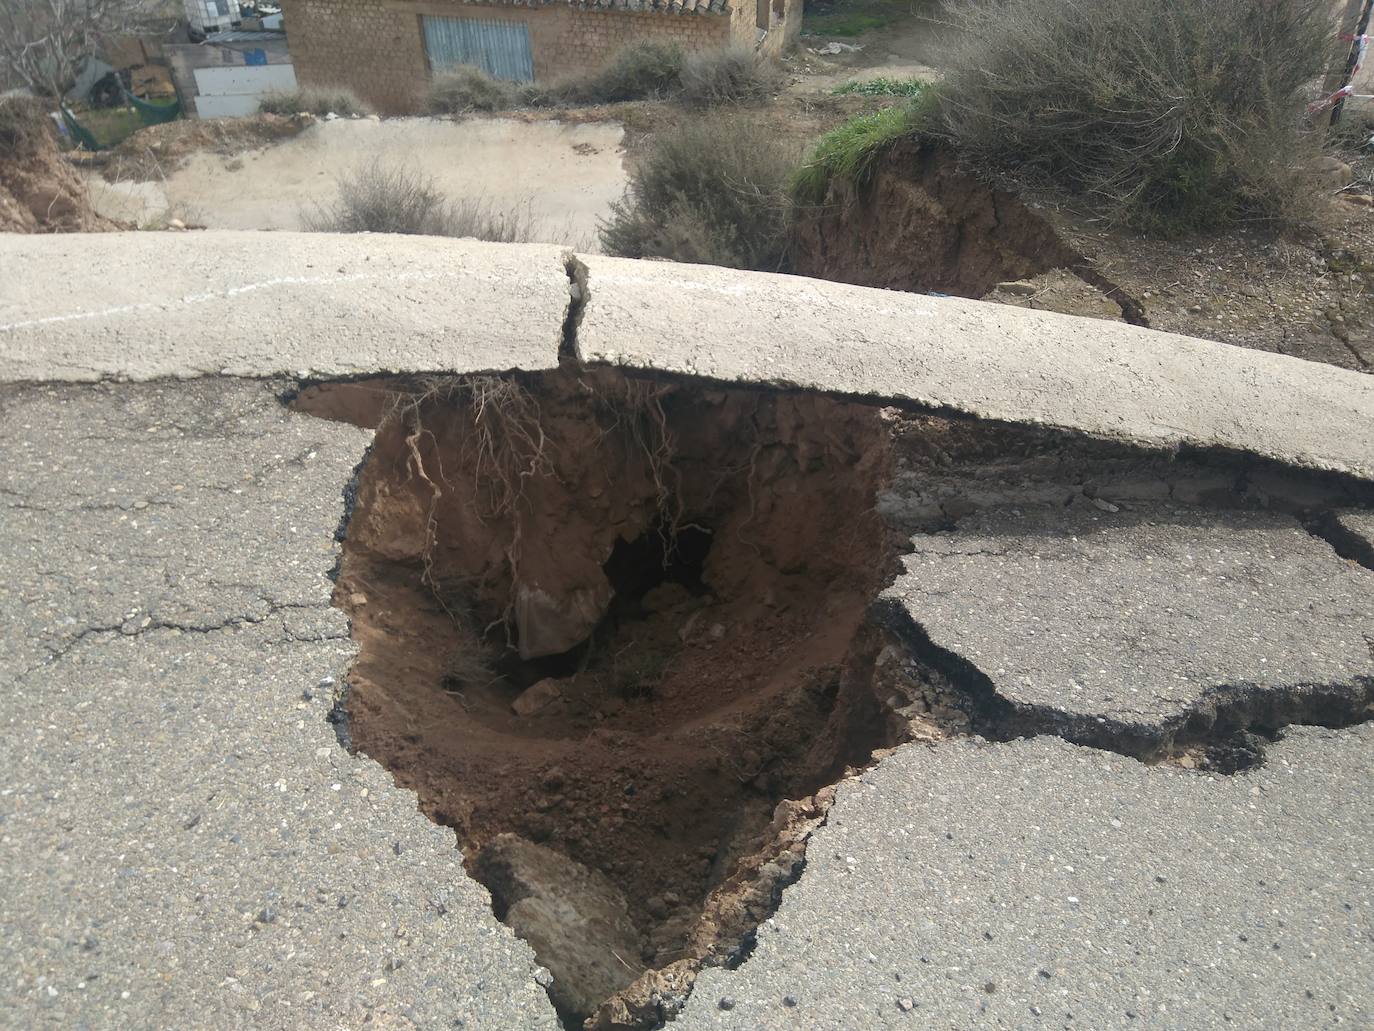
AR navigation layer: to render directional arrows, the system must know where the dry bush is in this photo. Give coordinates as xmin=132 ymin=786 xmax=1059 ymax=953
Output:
xmin=303 ymin=160 xmax=536 ymax=241
xmin=427 ymin=65 xmax=515 ymax=114
xmin=258 ymin=86 xmax=373 ymax=118
xmin=599 ymin=112 xmax=799 ymax=271
xmin=939 ymin=0 xmax=1337 ymax=232
xmin=526 ymin=41 xmax=685 ymax=106
xmin=678 ymin=47 xmax=782 ymax=109
xmin=303 ymin=161 xmax=451 ymax=234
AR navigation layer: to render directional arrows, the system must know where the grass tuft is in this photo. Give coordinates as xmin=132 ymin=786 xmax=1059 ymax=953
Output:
xmin=832 ymin=77 xmax=924 ymax=98
xmin=791 ymin=105 xmax=915 ymax=205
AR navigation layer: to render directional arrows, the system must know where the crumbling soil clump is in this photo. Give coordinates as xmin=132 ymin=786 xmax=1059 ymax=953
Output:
xmin=793 ymin=138 xmax=1079 ymax=297
xmin=300 ymin=369 xmax=920 ymax=1027
xmin=0 ymin=97 xmax=119 ymax=234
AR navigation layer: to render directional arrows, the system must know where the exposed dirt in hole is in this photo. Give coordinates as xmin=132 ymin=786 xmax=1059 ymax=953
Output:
xmin=790 ymin=138 xmax=1146 ymax=324
xmin=294 ymin=371 xmax=1373 ymax=1027
xmin=296 ymin=369 xmax=938 ymax=1028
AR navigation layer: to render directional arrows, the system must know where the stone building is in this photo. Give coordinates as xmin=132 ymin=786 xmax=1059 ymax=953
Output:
xmin=280 ymin=0 xmax=801 ymax=114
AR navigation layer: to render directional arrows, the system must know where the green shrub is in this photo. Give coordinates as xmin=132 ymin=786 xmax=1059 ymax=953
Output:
xmin=599 ymin=112 xmax=799 ymax=271
xmin=832 ymin=77 xmax=924 ymax=97
xmin=791 ymin=104 xmax=914 ymax=205
xmin=258 ymin=86 xmax=373 ymax=118
xmin=678 ymin=47 xmax=782 ymax=109
xmin=938 ymin=0 xmax=1336 ymax=232
xmin=303 ymin=160 xmax=535 ymax=241
xmin=427 ymin=66 xmax=515 ymax=114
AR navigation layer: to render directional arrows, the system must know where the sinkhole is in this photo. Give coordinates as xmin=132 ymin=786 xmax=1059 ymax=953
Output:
xmin=297 ymin=368 xmax=916 ymax=1028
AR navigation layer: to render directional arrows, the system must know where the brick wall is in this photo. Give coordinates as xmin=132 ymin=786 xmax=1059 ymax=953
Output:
xmin=281 ymin=0 xmax=734 ymax=114
xmin=537 ymin=7 xmax=731 ymax=81
xmin=283 ymin=0 xmax=431 ymax=113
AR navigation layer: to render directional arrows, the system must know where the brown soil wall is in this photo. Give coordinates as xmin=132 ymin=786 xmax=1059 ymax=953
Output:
xmin=792 ymin=138 xmax=1079 ymax=298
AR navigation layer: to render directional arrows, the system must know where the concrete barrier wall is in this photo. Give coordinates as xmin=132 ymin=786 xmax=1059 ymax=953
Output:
xmin=2 ymin=231 xmax=1371 ymax=482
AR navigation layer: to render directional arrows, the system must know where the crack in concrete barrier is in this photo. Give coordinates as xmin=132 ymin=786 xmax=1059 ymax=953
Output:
xmin=1069 ymin=260 xmax=1149 ymax=326
xmin=562 ymin=254 xmax=590 ymax=365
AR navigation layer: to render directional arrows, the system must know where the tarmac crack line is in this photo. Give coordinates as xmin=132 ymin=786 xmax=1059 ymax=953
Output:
xmin=871 ymin=596 xmax=1374 ymax=772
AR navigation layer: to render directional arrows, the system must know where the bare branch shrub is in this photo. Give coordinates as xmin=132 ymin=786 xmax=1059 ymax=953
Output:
xmin=0 ymin=0 xmax=157 ymax=97
xmin=678 ymin=47 xmax=782 ymax=109
xmin=303 ymin=160 xmax=537 ymax=241
xmin=939 ymin=0 xmax=1338 ymax=231
xmin=599 ymin=112 xmax=800 ymax=271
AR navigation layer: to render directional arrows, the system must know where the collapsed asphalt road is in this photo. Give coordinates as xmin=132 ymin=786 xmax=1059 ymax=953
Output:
xmin=1 ymin=233 xmax=1372 ymax=1030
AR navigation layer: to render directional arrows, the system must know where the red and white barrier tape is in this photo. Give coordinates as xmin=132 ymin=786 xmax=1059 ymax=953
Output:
xmin=1309 ymin=85 xmax=1374 ymax=114
xmin=1314 ymin=33 xmax=1374 ymax=113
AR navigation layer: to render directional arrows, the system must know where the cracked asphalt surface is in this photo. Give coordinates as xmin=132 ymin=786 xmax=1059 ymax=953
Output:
xmin=4 ymin=377 xmax=1370 ymax=1031
xmin=675 ymin=727 xmax=1374 ymax=1029
xmin=880 ymin=505 xmax=1374 ymax=746
xmin=1 ymin=381 xmax=557 ymax=1029
xmin=1 ymin=234 xmax=1372 ymax=1030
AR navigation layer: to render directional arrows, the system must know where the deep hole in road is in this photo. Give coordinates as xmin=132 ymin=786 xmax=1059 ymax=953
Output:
xmin=296 ymin=368 xmax=928 ymax=1028
xmin=293 ymin=369 xmax=1373 ymax=1028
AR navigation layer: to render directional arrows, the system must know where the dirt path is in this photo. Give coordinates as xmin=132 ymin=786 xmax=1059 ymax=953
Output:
xmin=784 ymin=0 xmax=949 ymax=91
xmin=86 ymin=116 xmax=627 ymax=250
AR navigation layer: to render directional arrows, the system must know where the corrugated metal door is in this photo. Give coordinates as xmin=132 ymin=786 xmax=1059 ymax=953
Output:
xmin=422 ymin=16 xmax=535 ymax=82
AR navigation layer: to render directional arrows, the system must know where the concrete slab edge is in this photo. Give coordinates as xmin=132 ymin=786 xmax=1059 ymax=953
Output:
xmin=2 ymin=233 xmax=1371 ymax=482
